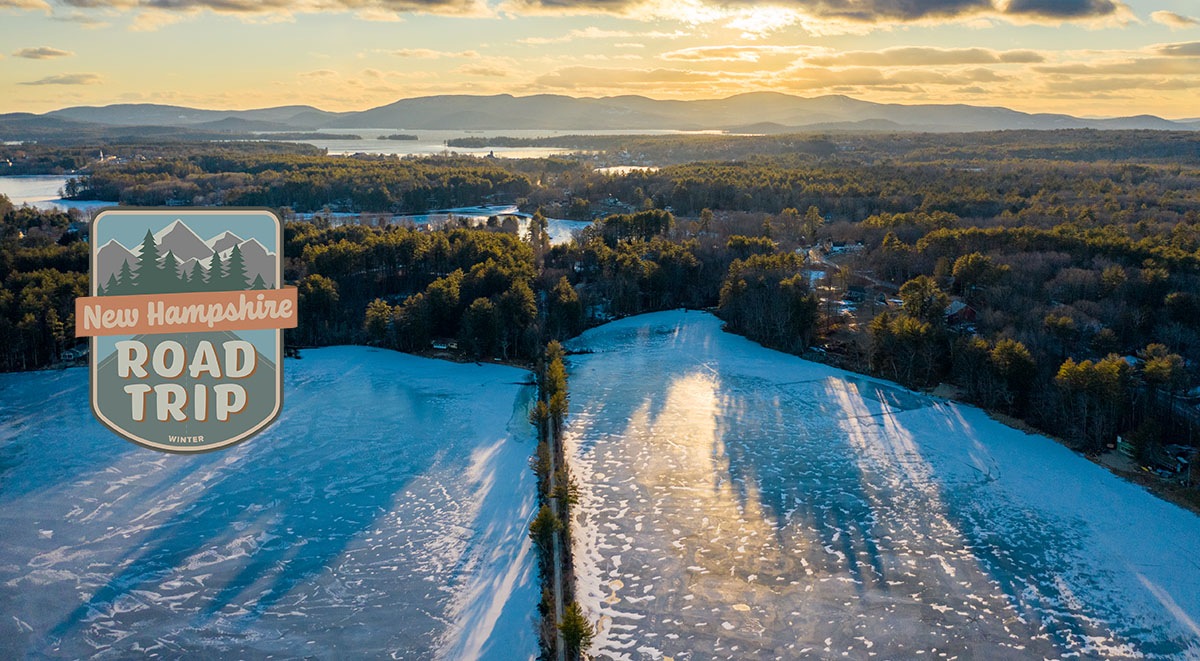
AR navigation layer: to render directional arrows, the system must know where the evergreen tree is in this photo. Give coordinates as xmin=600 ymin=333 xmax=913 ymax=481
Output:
xmin=224 ymin=244 xmax=249 ymax=290
xmin=802 ymin=205 xmax=823 ymax=244
xmin=115 ymin=259 xmax=136 ymax=294
xmin=364 ymin=298 xmax=393 ymax=346
xmin=546 ymin=276 xmax=584 ymax=340
xmin=160 ymin=250 xmax=182 ymax=289
xmin=189 ymin=260 xmax=207 ymax=291
xmin=899 ymin=275 xmax=949 ymax=327
xmin=136 ymin=229 xmax=164 ymax=292
xmin=559 ymin=601 xmax=595 ymax=659
xmin=250 ymin=273 xmax=268 ymax=290
xmin=460 ymin=297 xmax=499 ymax=357
xmin=102 ymin=271 xmax=120 ymax=296
xmin=528 ymin=505 xmax=560 ymax=553
xmin=210 ymin=252 xmax=229 ymax=292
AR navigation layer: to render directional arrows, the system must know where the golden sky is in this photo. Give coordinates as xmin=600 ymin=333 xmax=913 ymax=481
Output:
xmin=1 ymin=0 xmax=1198 ymax=118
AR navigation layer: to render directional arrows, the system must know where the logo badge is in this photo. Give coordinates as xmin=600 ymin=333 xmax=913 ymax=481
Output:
xmin=75 ymin=209 xmax=297 ymax=453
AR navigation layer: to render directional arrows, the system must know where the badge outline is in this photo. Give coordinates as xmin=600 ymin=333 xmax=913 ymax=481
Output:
xmin=87 ymin=207 xmax=285 ymax=454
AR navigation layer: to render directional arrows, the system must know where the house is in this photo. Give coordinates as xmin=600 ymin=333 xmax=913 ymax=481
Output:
xmin=845 ymin=285 xmax=868 ymax=302
xmin=945 ymin=300 xmax=977 ymax=325
xmin=60 ymin=343 xmax=89 ymax=362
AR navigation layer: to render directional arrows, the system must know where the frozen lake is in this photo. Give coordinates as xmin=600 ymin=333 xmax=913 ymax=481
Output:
xmin=0 ymin=347 xmax=539 ymax=659
xmin=565 ymin=311 xmax=1200 ymax=660
xmin=0 ymin=175 xmax=108 ymax=214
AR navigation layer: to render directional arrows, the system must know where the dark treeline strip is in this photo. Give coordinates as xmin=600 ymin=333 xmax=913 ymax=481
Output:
xmin=0 ymin=114 xmax=348 ymax=146
xmin=447 ymin=130 xmax=1200 ymax=165
xmin=588 ymin=159 xmax=1200 ymax=219
xmin=65 ymin=153 xmax=543 ymax=212
xmin=1 ymin=142 xmax=323 ymax=175
xmin=528 ymin=341 xmax=594 ymax=660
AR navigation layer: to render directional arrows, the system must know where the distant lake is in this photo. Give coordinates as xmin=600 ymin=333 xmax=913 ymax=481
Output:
xmin=258 ymin=128 xmax=717 ymax=158
xmin=0 ymin=175 xmax=108 ymax=214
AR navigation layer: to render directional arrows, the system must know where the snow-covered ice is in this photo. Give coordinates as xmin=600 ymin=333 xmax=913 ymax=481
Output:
xmin=0 ymin=347 xmax=538 ymax=659
xmin=565 ymin=311 xmax=1200 ymax=660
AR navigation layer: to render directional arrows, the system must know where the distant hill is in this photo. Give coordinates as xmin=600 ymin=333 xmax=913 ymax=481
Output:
xmin=45 ymin=103 xmax=332 ymax=127
xmin=9 ymin=94 xmax=1200 ymax=137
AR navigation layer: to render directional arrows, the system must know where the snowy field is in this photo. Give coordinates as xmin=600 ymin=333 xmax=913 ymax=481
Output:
xmin=0 ymin=347 xmax=539 ymax=659
xmin=565 ymin=311 xmax=1200 ymax=660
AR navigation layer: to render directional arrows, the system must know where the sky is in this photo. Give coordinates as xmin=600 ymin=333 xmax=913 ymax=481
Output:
xmin=0 ymin=0 xmax=1198 ymax=119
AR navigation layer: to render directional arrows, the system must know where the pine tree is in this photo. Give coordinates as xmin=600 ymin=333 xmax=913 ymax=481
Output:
xmin=136 ymin=229 xmax=163 ymax=293
xmin=210 ymin=252 xmax=228 ymax=292
xmin=101 ymin=271 xmax=119 ymax=296
xmin=250 ymin=273 xmax=267 ymax=290
xmin=189 ymin=260 xmax=207 ymax=291
xmin=225 ymin=243 xmax=249 ymax=290
xmin=161 ymin=250 xmax=182 ymax=290
xmin=559 ymin=601 xmax=595 ymax=658
xmin=115 ymin=259 xmax=136 ymax=294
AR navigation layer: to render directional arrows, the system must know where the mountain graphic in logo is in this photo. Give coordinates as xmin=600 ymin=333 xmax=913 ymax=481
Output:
xmin=96 ymin=219 xmax=277 ymax=296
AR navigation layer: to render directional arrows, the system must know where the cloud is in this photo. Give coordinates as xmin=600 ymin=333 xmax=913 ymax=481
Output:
xmin=1001 ymin=0 xmax=1120 ymax=19
xmin=453 ymin=63 xmax=511 ymax=77
xmin=581 ymin=53 xmax=642 ymax=61
xmin=385 ymin=48 xmax=480 ymax=58
xmin=8 ymin=0 xmax=488 ymax=31
xmin=1156 ymin=41 xmax=1200 ymax=57
xmin=518 ymin=27 xmax=686 ymax=45
xmin=0 ymin=0 xmax=49 ymax=8
xmin=661 ymin=45 xmax=812 ymax=62
xmin=1041 ymin=76 xmax=1199 ymax=93
xmin=1151 ymin=10 xmax=1198 ymax=29
xmin=805 ymin=46 xmax=1044 ymax=66
xmin=1035 ymin=57 xmax=1200 ymax=75
xmin=778 ymin=65 xmax=1009 ymax=89
xmin=12 ymin=46 xmax=75 ymax=59
xmin=50 ymin=10 xmax=109 ymax=26
xmin=298 ymin=68 xmax=338 ymax=78
xmin=355 ymin=7 xmax=402 ymax=20
xmin=506 ymin=0 xmax=1125 ymax=29
xmin=19 ymin=72 xmax=101 ymax=85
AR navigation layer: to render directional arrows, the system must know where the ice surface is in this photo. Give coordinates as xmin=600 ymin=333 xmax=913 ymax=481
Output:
xmin=565 ymin=311 xmax=1200 ymax=660
xmin=0 ymin=347 xmax=538 ymax=659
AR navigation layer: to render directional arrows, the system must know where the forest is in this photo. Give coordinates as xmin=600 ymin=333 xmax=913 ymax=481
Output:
xmin=61 ymin=153 xmax=547 ymax=211
xmin=0 ymin=141 xmax=322 ymax=175
xmin=2 ymin=128 xmax=1198 ymax=488
xmin=448 ymin=129 xmax=1200 ymax=165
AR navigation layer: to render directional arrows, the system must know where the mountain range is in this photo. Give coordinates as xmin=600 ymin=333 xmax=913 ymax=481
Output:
xmin=7 ymin=93 xmax=1200 ymax=135
xmin=97 ymin=221 xmax=276 ymax=290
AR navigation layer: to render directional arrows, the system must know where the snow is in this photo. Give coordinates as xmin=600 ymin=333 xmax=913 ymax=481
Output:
xmin=0 ymin=347 xmax=538 ymax=660
xmin=564 ymin=310 xmax=1200 ymax=660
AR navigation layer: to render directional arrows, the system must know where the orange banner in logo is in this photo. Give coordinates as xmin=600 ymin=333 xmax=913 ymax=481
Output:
xmin=76 ymin=287 xmax=299 ymax=337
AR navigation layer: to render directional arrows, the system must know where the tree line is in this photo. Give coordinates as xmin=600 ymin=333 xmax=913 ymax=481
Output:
xmin=65 ymin=153 xmax=537 ymax=212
